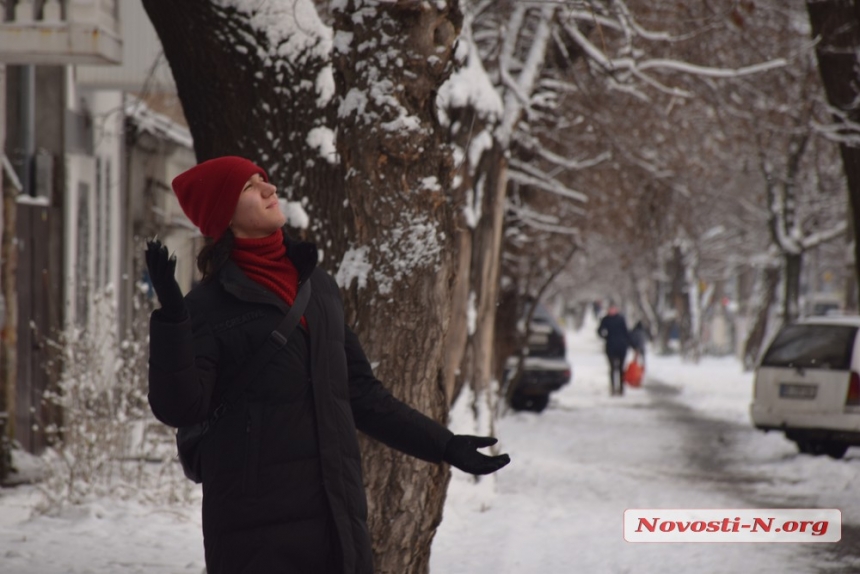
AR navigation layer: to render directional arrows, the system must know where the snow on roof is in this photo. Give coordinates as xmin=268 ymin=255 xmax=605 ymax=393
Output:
xmin=798 ymin=315 xmax=860 ymax=326
xmin=125 ymin=97 xmax=194 ymax=149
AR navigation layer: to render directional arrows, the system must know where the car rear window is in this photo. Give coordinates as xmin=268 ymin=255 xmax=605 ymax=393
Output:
xmin=761 ymin=324 xmax=857 ymax=370
xmin=530 ymin=303 xmax=559 ymax=328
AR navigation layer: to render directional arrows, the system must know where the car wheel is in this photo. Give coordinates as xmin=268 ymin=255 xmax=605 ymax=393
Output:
xmin=794 ymin=439 xmax=847 ymax=458
xmin=795 ymin=440 xmax=823 ymax=455
xmin=509 ymin=393 xmax=549 ymax=413
xmin=509 ymin=393 xmax=529 ymax=411
xmin=529 ymin=395 xmax=549 ymax=413
xmin=823 ymin=442 xmax=849 ymax=460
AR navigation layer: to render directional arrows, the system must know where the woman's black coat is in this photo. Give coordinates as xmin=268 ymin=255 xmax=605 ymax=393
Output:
xmin=148 ymin=238 xmax=453 ymax=574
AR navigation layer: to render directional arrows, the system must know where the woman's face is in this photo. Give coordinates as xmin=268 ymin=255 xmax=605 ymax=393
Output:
xmin=230 ymin=173 xmax=286 ymax=239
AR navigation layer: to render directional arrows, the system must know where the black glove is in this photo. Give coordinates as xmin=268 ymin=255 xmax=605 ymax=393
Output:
xmin=443 ymin=435 xmax=511 ymax=475
xmin=145 ymin=239 xmax=187 ymax=321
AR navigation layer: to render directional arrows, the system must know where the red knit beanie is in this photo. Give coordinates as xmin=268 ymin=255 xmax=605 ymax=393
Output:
xmin=171 ymin=156 xmax=268 ymax=240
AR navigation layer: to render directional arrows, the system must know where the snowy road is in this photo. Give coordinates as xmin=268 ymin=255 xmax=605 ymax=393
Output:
xmin=645 ymin=378 xmax=858 ymax=573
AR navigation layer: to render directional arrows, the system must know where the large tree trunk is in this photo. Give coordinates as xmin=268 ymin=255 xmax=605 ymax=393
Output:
xmin=806 ymin=0 xmax=860 ymax=304
xmin=143 ymin=2 xmax=463 ymax=572
xmin=331 ymin=3 xmax=462 ymax=573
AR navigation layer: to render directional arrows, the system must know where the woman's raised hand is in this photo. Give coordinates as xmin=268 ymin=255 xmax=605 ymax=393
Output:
xmin=145 ymin=240 xmax=187 ymax=321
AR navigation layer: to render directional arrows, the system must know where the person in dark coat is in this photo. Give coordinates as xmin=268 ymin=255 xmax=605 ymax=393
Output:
xmin=628 ymin=320 xmax=651 ymax=363
xmin=145 ymin=156 xmax=510 ymax=574
xmin=597 ymin=304 xmax=630 ymax=396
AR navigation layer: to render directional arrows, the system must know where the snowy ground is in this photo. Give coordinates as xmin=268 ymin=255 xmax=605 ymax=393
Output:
xmin=2 ymin=314 xmax=860 ymax=573
xmin=432 ymin=317 xmax=860 ymax=574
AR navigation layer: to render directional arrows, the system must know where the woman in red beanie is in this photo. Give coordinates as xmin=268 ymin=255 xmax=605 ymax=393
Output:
xmin=145 ymin=156 xmax=509 ymax=574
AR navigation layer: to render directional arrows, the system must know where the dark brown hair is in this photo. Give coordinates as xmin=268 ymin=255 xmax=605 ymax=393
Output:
xmin=196 ymin=228 xmax=236 ymax=282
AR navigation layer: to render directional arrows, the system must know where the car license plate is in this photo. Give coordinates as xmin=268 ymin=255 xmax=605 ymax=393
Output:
xmin=779 ymin=383 xmax=817 ymax=400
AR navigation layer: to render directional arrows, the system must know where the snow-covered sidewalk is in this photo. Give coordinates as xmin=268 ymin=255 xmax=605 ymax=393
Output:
xmin=431 ymin=320 xmax=860 ymax=574
xmin=2 ymin=317 xmax=860 ymax=573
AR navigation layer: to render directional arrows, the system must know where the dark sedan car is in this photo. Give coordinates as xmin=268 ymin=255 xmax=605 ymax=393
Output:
xmin=505 ymin=303 xmax=572 ymax=412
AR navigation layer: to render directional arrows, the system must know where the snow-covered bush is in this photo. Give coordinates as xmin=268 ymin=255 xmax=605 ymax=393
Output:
xmin=36 ymin=286 xmax=195 ymax=512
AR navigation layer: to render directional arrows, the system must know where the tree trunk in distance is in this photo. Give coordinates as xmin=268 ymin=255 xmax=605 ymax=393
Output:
xmin=806 ymin=0 xmax=860 ymax=306
xmin=743 ymin=266 xmax=781 ymax=370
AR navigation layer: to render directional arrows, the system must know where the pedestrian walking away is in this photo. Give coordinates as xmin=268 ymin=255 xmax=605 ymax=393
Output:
xmin=597 ymin=304 xmax=630 ymax=396
xmin=628 ymin=320 xmax=651 ymax=365
xmin=145 ymin=156 xmax=511 ymax=574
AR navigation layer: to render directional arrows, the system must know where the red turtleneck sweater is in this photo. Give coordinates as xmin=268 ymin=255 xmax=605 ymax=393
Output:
xmin=232 ymin=229 xmax=306 ymax=328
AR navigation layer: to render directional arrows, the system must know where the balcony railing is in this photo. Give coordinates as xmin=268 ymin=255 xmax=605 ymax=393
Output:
xmin=0 ymin=0 xmax=121 ymax=65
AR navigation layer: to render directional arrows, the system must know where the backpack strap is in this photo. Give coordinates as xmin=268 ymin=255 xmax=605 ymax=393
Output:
xmin=210 ymin=277 xmax=312 ymax=423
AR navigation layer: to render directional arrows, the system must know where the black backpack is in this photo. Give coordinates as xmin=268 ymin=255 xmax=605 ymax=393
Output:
xmin=176 ymin=279 xmax=311 ymax=483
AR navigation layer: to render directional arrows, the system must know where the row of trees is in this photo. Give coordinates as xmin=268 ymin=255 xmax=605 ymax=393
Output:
xmin=545 ymin=0 xmax=851 ymax=365
xmin=139 ymin=1 xmax=857 ymax=572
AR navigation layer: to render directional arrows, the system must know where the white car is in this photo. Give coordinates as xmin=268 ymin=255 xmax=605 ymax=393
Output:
xmin=750 ymin=316 xmax=860 ymax=459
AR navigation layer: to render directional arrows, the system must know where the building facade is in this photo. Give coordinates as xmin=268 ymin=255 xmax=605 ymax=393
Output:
xmin=0 ymin=0 xmax=196 ymax=459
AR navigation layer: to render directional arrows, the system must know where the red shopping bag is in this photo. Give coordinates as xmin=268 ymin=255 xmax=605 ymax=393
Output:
xmin=624 ymin=353 xmax=644 ymax=387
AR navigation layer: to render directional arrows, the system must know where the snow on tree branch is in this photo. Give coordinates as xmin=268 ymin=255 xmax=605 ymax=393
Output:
xmin=497 ymin=6 xmax=556 ymax=145
xmin=217 ymin=0 xmax=333 ymax=65
xmin=515 ymin=131 xmax=612 ymax=171
xmin=811 ymin=103 xmax=860 ymax=146
xmin=564 ymin=1 xmax=698 ymax=43
xmin=506 ymin=201 xmax=581 ymax=236
xmin=559 ymin=20 xmax=692 ymax=98
xmin=437 ymin=17 xmax=503 ymax=123
xmin=508 ymin=161 xmax=588 ymax=206
xmin=801 ymin=220 xmax=847 ymax=250
xmin=560 ymin=18 xmax=786 ymax=99
xmin=637 ymin=58 xmax=788 ymax=78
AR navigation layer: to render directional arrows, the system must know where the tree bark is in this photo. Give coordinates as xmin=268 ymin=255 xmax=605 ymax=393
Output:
xmin=760 ymin=129 xmax=808 ymax=327
xmin=442 ymin=228 xmax=472 ymax=404
xmin=784 ymin=252 xmax=803 ymax=322
xmin=806 ymin=0 xmax=860 ymax=305
xmin=668 ymin=245 xmax=693 ymax=356
xmin=743 ymin=266 xmax=781 ymax=370
xmin=493 ymin=286 xmax=522 ymax=389
xmin=140 ymin=0 xmax=346 ymax=253
xmin=451 ymin=144 xmax=508 ymax=403
xmin=332 ymin=2 xmax=462 ymax=572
